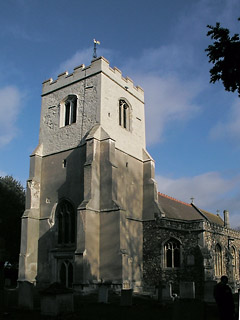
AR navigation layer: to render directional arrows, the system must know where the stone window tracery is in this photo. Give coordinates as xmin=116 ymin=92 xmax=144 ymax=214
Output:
xmin=119 ymin=99 xmax=130 ymax=130
xmin=164 ymin=238 xmax=181 ymax=268
xmin=215 ymin=244 xmax=222 ymax=277
xmin=57 ymin=200 xmax=75 ymax=245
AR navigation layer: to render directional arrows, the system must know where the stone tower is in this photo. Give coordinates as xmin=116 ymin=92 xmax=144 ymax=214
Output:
xmin=18 ymin=57 xmax=160 ymax=300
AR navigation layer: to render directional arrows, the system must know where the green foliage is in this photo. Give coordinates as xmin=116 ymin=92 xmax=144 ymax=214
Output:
xmin=206 ymin=19 xmax=240 ymax=96
xmin=0 ymin=175 xmax=25 ymax=262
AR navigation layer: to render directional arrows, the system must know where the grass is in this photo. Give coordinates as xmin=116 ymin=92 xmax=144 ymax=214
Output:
xmin=0 ymin=290 xmax=221 ymax=320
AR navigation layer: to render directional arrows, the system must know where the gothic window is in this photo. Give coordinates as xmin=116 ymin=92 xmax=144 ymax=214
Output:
xmin=230 ymin=246 xmax=236 ymax=276
xmin=60 ymin=95 xmax=77 ymax=127
xmin=215 ymin=244 xmax=222 ymax=277
xmin=57 ymin=200 xmax=75 ymax=245
xmin=59 ymin=260 xmax=73 ymax=288
xmin=164 ymin=238 xmax=181 ymax=268
xmin=119 ymin=99 xmax=130 ymax=130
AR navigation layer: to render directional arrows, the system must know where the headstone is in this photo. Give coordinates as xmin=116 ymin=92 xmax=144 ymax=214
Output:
xmin=180 ymin=282 xmax=195 ymax=299
xmin=204 ymin=280 xmax=217 ymax=303
xmin=161 ymin=282 xmax=173 ymax=301
xmin=41 ymin=293 xmax=73 ymax=316
xmin=4 ymin=288 xmax=18 ymax=309
xmin=98 ymin=285 xmax=108 ymax=303
xmin=40 ymin=283 xmax=73 ymax=316
xmin=120 ymin=289 xmax=132 ymax=306
xmin=122 ymin=280 xmax=131 ymax=289
xmin=18 ymin=281 xmax=34 ymax=309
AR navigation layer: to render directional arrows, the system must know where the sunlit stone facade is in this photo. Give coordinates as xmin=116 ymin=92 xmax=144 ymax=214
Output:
xmin=18 ymin=57 xmax=240 ymax=308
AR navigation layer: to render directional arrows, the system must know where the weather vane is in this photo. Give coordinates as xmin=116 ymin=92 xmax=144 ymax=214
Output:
xmin=93 ymin=39 xmax=100 ymax=59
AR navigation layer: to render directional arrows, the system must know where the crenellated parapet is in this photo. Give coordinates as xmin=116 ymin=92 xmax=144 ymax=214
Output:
xmin=42 ymin=56 xmax=144 ymax=100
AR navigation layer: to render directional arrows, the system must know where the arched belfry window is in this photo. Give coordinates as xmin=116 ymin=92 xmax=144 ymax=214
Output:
xmin=164 ymin=238 xmax=181 ymax=268
xmin=60 ymin=95 xmax=77 ymax=127
xmin=215 ymin=244 xmax=222 ymax=277
xmin=57 ymin=200 xmax=75 ymax=245
xmin=119 ymin=99 xmax=130 ymax=130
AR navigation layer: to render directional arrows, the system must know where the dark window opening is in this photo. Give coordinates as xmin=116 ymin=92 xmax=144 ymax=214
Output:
xmin=65 ymin=102 xmax=70 ymax=126
xmin=57 ymin=200 xmax=75 ymax=245
xmin=72 ymin=98 xmax=77 ymax=123
xmin=123 ymin=105 xmax=127 ymax=128
xmin=60 ymin=262 xmax=66 ymax=286
xmin=59 ymin=260 xmax=73 ymax=288
xmin=62 ymin=95 xmax=77 ymax=127
xmin=119 ymin=99 xmax=130 ymax=130
xmin=164 ymin=239 xmax=180 ymax=268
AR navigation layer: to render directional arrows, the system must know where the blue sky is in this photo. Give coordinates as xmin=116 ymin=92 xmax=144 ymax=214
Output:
xmin=1 ymin=0 xmax=240 ymax=226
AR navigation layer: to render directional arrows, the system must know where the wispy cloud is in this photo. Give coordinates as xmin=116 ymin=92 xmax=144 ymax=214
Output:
xmin=156 ymin=172 xmax=240 ymax=226
xmin=141 ymin=74 xmax=201 ymax=144
xmin=56 ymin=46 xmax=114 ymax=77
xmin=120 ymin=44 xmax=205 ymax=145
xmin=0 ymin=86 xmax=22 ymax=147
xmin=210 ymin=99 xmax=240 ymax=141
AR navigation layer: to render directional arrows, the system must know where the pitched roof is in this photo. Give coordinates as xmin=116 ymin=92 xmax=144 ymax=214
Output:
xmin=200 ymin=209 xmax=224 ymax=226
xmin=158 ymin=192 xmax=224 ymax=226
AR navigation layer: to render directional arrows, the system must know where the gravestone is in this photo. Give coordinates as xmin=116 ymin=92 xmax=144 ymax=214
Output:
xmin=40 ymin=283 xmax=73 ymax=316
xmin=160 ymin=282 xmax=173 ymax=301
xmin=18 ymin=281 xmax=34 ymax=309
xmin=98 ymin=285 xmax=108 ymax=303
xmin=204 ymin=280 xmax=217 ymax=303
xmin=120 ymin=289 xmax=133 ymax=306
xmin=41 ymin=293 xmax=73 ymax=316
xmin=180 ymin=282 xmax=195 ymax=299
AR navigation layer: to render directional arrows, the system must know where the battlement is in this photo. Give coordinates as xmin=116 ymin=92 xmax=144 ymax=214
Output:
xmin=42 ymin=56 xmax=144 ymax=99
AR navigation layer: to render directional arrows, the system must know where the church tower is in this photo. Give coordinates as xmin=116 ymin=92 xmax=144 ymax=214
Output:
xmin=18 ymin=57 xmax=160 ymax=299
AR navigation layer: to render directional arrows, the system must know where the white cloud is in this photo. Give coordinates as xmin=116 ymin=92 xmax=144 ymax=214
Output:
xmin=0 ymin=86 xmax=22 ymax=147
xmin=121 ymin=45 xmax=205 ymax=145
xmin=156 ymin=172 xmax=240 ymax=226
xmin=0 ymin=170 xmax=7 ymax=177
xmin=210 ymin=99 xmax=240 ymax=141
xmin=56 ymin=47 xmax=114 ymax=77
xmin=140 ymin=74 xmax=201 ymax=145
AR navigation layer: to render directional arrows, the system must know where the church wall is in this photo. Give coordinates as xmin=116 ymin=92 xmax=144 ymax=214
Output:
xmin=100 ymin=70 xmax=145 ymax=161
xmin=203 ymin=222 xmax=240 ymax=284
xmin=40 ymin=147 xmax=85 ymax=217
xmin=143 ymin=218 xmax=205 ymax=298
xmin=35 ymin=146 xmax=85 ymax=285
xmin=99 ymin=211 xmax=122 ymax=282
xmin=39 ymin=73 xmax=101 ymax=156
xmin=114 ymin=148 xmax=144 ymax=220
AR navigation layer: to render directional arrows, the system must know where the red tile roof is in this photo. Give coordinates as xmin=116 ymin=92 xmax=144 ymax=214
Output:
xmin=158 ymin=192 xmax=192 ymax=207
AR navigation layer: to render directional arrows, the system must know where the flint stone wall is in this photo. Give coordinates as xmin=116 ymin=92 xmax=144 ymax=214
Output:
xmin=143 ymin=218 xmax=205 ymax=298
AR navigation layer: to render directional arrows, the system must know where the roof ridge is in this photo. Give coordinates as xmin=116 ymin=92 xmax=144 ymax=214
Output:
xmin=158 ymin=192 xmax=192 ymax=207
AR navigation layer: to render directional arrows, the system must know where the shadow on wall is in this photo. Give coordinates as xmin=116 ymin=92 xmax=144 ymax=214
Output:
xmin=36 ymin=142 xmax=95 ymax=289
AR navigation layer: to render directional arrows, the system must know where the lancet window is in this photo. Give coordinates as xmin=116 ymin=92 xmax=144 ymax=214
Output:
xmin=215 ymin=244 xmax=222 ymax=277
xmin=57 ymin=200 xmax=75 ymax=245
xmin=60 ymin=95 xmax=77 ymax=127
xmin=59 ymin=260 xmax=73 ymax=288
xmin=230 ymin=246 xmax=236 ymax=277
xmin=119 ymin=99 xmax=130 ymax=130
xmin=164 ymin=238 xmax=181 ymax=268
